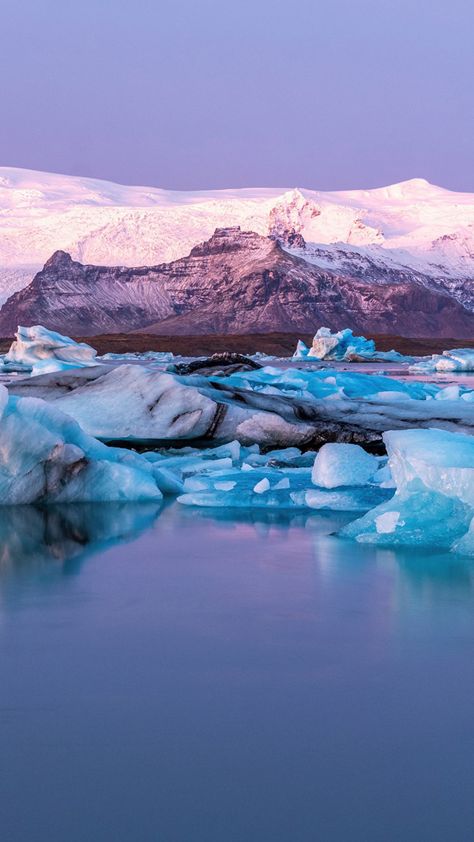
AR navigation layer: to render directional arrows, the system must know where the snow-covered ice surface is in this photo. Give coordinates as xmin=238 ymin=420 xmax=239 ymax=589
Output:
xmin=2 ymin=325 xmax=98 ymax=375
xmin=1 ymin=168 xmax=474 ymax=307
xmin=293 ymin=327 xmax=407 ymax=362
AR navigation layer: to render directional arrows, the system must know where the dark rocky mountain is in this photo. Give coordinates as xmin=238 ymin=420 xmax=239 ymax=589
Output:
xmin=0 ymin=227 xmax=473 ymax=338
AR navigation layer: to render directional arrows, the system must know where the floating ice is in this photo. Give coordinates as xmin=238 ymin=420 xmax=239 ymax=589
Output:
xmin=312 ymin=443 xmax=381 ymax=488
xmin=99 ymin=350 xmax=173 ymax=363
xmin=0 ymin=384 xmax=163 ymax=504
xmin=293 ymin=327 xmax=407 ymax=362
xmin=341 ymin=428 xmax=474 ymax=552
xmin=3 ymin=325 xmax=98 ymax=375
xmin=410 ymin=348 xmax=474 ymax=373
xmin=175 ymin=442 xmax=392 ymax=511
xmin=293 ymin=339 xmax=310 ymax=359
xmin=9 ymin=361 xmax=474 ymax=449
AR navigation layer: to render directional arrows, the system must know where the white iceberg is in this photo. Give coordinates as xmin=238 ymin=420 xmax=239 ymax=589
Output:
xmin=340 ymin=428 xmax=474 ymax=552
xmin=293 ymin=339 xmax=310 ymax=359
xmin=293 ymin=327 xmax=407 ymax=362
xmin=3 ymin=325 xmax=98 ymax=375
xmin=0 ymin=384 xmax=163 ymax=504
xmin=410 ymin=348 xmax=474 ymax=373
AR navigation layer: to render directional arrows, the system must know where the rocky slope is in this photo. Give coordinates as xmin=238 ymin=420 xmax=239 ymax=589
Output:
xmin=0 ymin=227 xmax=473 ymax=338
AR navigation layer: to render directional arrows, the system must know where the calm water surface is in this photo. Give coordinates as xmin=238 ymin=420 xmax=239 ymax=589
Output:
xmin=1 ymin=502 xmax=474 ymax=842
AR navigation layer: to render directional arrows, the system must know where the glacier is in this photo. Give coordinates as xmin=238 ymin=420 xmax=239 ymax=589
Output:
xmin=1 ymin=168 xmax=474 ymax=314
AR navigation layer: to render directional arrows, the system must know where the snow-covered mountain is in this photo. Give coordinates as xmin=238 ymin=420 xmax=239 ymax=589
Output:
xmin=1 ymin=228 xmax=473 ymax=338
xmin=1 ymin=167 xmax=473 ymax=309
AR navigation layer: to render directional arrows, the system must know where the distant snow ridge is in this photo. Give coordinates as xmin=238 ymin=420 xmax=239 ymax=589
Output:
xmin=0 ymin=167 xmax=474 ymax=309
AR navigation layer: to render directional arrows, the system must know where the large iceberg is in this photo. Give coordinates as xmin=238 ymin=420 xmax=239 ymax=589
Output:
xmin=293 ymin=327 xmax=407 ymax=362
xmin=410 ymin=348 xmax=474 ymax=373
xmin=3 ymin=325 xmax=98 ymax=375
xmin=340 ymin=428 xmax=474 ymax=553
xmin=0 ymin=384 xmax=164 ymax=504
xmin=8 ymin=364 xmax=318 ymax=447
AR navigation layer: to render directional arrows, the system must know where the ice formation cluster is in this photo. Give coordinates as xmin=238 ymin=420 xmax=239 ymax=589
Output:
xmin=0 ymin=325 xmax=176 ymax=377
xmin=0 ymin=325 xmax=473 ymax=558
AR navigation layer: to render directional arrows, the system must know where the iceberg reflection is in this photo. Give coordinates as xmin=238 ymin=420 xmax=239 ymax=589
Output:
xmin=0 ymin=502 xmax=161 ymax=580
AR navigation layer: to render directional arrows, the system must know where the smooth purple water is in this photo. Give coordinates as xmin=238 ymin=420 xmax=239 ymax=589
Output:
xmin=1 ymin=502 xmax=474 ymax=841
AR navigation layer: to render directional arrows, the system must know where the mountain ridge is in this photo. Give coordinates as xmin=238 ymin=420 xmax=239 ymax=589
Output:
xmin=1 ymin=227 xmax=473 ymax=339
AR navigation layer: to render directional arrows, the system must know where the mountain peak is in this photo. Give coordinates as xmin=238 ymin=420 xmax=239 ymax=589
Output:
xmin=189 ymin=227 xmax=276 ymax=258
xmin=43 ymin=250 xmax=74 ymax=270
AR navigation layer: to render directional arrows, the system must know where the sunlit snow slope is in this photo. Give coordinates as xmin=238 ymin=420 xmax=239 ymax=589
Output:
xmin=0 ymin=167 xmax=473 ymax=307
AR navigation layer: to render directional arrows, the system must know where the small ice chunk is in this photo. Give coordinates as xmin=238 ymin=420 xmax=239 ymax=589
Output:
xmin=312 ymin=443 xmax=379 ymax=488
xmin=253 ymin=478 xmax=270 ymax=494
xmin=273 ymin=478 xmax=290 ymax=490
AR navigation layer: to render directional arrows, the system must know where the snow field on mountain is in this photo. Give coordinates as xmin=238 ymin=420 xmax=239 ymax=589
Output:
xmin=1 ymin=167 xmax=473 ymax=306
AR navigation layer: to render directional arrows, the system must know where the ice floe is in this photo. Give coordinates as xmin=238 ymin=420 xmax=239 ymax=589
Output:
xmin=311 ymin=443 xmax=384 ymax=488
xmin=9 ymin=361 xmax=474 ymax=449
xmin=174 ymin=441 xmax=392 ymax=511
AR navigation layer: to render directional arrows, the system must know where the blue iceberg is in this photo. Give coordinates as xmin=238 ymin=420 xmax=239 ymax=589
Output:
xmin=293 ymin=327 xmax=408 ymax=362
xmin=340 ymin=428 xmax=474 ymax=554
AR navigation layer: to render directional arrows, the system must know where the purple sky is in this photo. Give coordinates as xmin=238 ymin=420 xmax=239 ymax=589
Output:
xmin=1 ymin=0 xmax=473 ymax=191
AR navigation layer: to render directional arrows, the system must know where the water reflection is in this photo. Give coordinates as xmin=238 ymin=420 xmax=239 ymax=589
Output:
xmin=2 ymin=501 xmax=474 ymax=842
xmin=0 ymin=500 xmax=473 ymax=606
xmin=0 ymin=502 xmax=161 ymax=581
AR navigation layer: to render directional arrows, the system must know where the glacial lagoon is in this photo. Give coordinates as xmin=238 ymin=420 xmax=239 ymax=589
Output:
xmin=1 ymin=501 xmax=474 ymax=842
